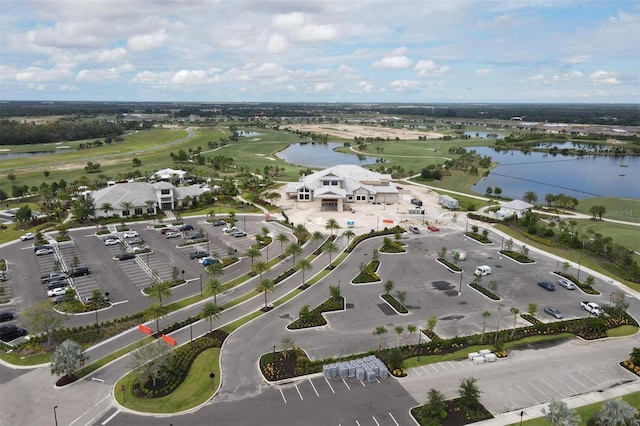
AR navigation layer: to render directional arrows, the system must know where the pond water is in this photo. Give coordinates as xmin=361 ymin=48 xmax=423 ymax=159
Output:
xmin=464 ymin=131 xmax=505 ymax=139
xmin=0 ymin=150 xmax=63 ymax=159
xmin=470 ymin=146 xmax=639 ymax=199
xmin=276 ymin=142 xmax=378 ymax=168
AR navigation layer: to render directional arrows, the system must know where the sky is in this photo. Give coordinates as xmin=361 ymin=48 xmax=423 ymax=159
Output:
xmin=0 ymin=0 xmax=639 ymax=103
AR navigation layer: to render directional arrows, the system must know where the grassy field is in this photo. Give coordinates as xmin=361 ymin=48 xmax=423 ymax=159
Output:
xmin=576 ymin=197 xmax=640 ymax=224
xmin=572 ymin=217 xmax=640 ymax=253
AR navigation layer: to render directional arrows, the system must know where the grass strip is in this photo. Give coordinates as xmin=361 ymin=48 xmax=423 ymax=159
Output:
xmin=75 ymin=336 xmax=154 ymax=378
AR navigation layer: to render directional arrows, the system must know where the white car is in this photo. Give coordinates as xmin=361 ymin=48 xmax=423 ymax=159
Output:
xmin=557 ymin=278 xmax=576 ymax=290
xmin=123 ymin=230 xmax=139 ymax=238
xmin=166 ymin=231 xmax=181 ymax=239
xmin=35 ymin=247 xmax=54 ymax=256
xmin=223 ymin=226 xmax=239 ymax=234
xmin=104 ymin=238 xmax=120 ymax=246
xmin=47 ymin=287 xmax=69 ymax=297
xmin=20 ymin=233 xmax=35 ymax=241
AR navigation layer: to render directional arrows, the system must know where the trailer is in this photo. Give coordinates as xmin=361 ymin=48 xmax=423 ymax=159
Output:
xmin=439 ymin=194 xmax=459 ymax=210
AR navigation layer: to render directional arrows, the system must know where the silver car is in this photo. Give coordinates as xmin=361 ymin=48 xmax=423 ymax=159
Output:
xmin=557 ymin=278 xmax=576 ymax=290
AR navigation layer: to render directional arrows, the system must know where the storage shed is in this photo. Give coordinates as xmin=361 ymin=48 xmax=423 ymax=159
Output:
xmin=439 ymin=194 xmax=459 ymax=210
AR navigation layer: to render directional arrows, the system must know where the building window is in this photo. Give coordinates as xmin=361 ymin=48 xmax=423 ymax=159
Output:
xmin=347 ymin=195 xmax=353 ymax=201
xmin=332 ymin=180 xmax=338 ymax=186
xmin=122 ymin=210 xmax=130 ymax=217
xmin=161 ymin=189 xmax=171 ymax=195
xmin=368 ymin=196 xmax=375 ymax=201
xmin=134 ymin=208 xmax=143 ymax=216
xmin=356 ymin=195 xmax=366 ymax=201
xmin=147 ymin=208 xmax=155 ymax=214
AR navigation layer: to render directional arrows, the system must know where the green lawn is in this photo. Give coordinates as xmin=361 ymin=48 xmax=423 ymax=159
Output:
xmin=572 ymin=218 xmax=640 ymax=253
xmin=576 ymin=197 xmax=640 ymax=224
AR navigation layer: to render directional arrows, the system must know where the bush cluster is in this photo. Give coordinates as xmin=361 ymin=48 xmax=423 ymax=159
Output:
xmin=499 ymin=250 xmax=534 ymax=263
xmin=352 ymin=260 xmax=381 ymax=283
xmin=381 ymin=294 xmax=408 ymax=313
xmin=345 ymin=226 xmax=405 ymax=253
xmin=287 ymin=297 xmax=344 ymax=330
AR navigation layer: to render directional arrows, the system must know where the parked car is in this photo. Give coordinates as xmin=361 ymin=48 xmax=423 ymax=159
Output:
xmin=538 ymin=281 xmax=555 ymax=291
xmin=51 ymin=295 xmax=67 ymax=304
xmin=0 ymin=310 xmax=15 ymax=322
xmin=411 ymin=198 xmax=423 ymax=207
xmin=35 ymin=247 xmax=55 ymax=256
xmin=189 ymin=250 xmax=209 ymax=259
xmin=104 ymin=238 xmax=120 ymax=246
xmin=48 ymin=287 xmax=69 ymax=297
xmin=160 ymin=227 xmax=178 ymax=234
xmin=178 ymin=224 xmax=194 ymax=231
xmin=212 ymin=220 xmax=227 ymax=227
xmin=123 ymin=230 xmax=139 ymax=238
xmin=201 ymin=257 xmax=220 ymax=266
xmin=41 ymin=272 xmax=67 ymax=283
xmin=474 ymin=265 xmax=492 ymax=276
xmin=128 ymin=237 xmax=143 ymax=244
xmin=118 ymin=253 xmax=136 ymax=261
xmin=427 ymin=225 xmax=440 ymax=232
xmin=132 ymin=245 xmax=150 ymax=253
xmin=408 ymin=226 xmax=420 ymax=234
xmin=232 ymin=230 xmax=247 ymax=238
xmin=33 ymin=244 xmax=53 ymax=253
xmin=46 ymin=280 xmax=69 ymax=290
xmin=0 ymin=271 xmax=5 ymax=281
xmin=166 ymin=231 xmax=181 ymax=239
xmin=20 ymin=232 xmax=35 ymax=241
xmin=557 ymin=278 xmax=576 ymax=290
xmin=68 ymin=267 xmax=91 ymax=277
xmin=0 ymin=324 xmax=27 ymax=342
xmin=223 ymin=225 xmax=239 ymax=234
xmin=544 ymin=307 xmax=564 ymax=319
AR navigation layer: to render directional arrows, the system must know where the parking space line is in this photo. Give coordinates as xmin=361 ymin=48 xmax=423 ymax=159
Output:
xmin=565 ymin=372 xmax=587 ymax=391
xmin=514 ymin=384 xmax=539 ymax=404
xmin=308 ymin=378 xmax=319 ymax=397
xmin=341 ymin=377 xmax=351 ymax=390
xmin=538 ymin=378 xmax=562 ymax=397
xmin=372 ymin=415 xmax=380 ymax=426
xmin=279 ymin=387 xmax=287 ymax=404
xmin=360 ymin=380 xmax=366 ymax=387
xmin=411 ymin=368 xmax=421 ymax=376
xmin=447 ymin=361 xmax=457 ymax=369
xmin=553 ymin=376 xmax=577 ymax=394
xmin=389 ymin=412 xmax=400 ymax=426
xmin=295 ymin=383 xmax=303 ymax=400
xmin=575 ymin=370 xmax=599 ymax=386
xmin=528 ymin=382 xmax=548 ymax=399
xmin=429 ymin=364 xmax=439 ymax=373
xmin=324 ymin=377 xmax=335 ymax=393
xmin=355 ymin=420 xmax=361 ymax=426
xmin=420 ymin=365 xmax=430 ymax=374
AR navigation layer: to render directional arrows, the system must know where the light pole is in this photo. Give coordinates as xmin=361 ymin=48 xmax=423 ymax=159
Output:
xmin=417 ymin=329 xmax=422 ymax=361
xmin=209 ymin=372 xmax=215 ymax=391
xmin=181 ymin=270 xmax=185 ymax=282
xmin=577 ymin=261 xmax=582 ymax=282
xmin=190 ymin=323 xmax=193 ymax=345
xmin=265 ymin=243 xmax=269 ymax=262
xmin=53 ymin=406 xmax=59 ymax=426
xmin=273 ymin=345 xmax=276 ymax=363
xmin=199 ymin=274 xmax=203 ymax=297
xmin=243 ymin=215 xmax=246 ymax=232
xmin=459 ymin=272 xmax=463 ymax=296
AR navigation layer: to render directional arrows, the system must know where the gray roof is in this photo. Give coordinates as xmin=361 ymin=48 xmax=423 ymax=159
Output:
xmin=92 ymin=183 xmax=157 ymax=209
xmin=286 ymin=165 xmax=397 ymax=196
xmin=502 ymin=200 xmax=533 ymax=211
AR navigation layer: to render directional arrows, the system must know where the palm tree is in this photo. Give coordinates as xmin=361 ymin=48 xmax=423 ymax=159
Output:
xmin=100 ymin=202 xmax=113 ymax=218
xmin=200 ymin=302 xmax=223 ymax=332
xmin=295 ymin=258 xmax=313 ymax=287
xmin=324 ymin=240 xmax=339 ymax=269
xmin=373 ymin=326 xmax=387 ymax=351
xmin=480 ymin=311 xmax=491 ymax=343
xmin=545 ymin=193 xmax=555 ymax=207
xmin=206 ymin=262 xmax=224 ymax=281
xmin=510 ymin=307 xmax=520 ymax=338
xmin=144 ymin=303 xmax=168 ymax=334
xmin=406 ymin=324 xmax=417 ymax=348
xmin=206 ymin=278 xmax=224 ymax=304
xmin=522 ymin=190 xmax=538 ymax=204
xmin=120 ymin=201 xmax=134 ymax=217
xmin=329 ymin=284 xmax=341 ymax=302
xmin=252 ymin=260 xmax=269 ymax=280
xmin=293 ymin=224 xmax=307 ymax=242
xmin=276 ymin=233 xmax=290 ymax=258
xmin=342 ymin=229 xmax=355 ymax=245
xmin=284 ymin=243 xmax=303 ymax=267
xmin=311 ymin=231 xmax=324 ymax=252
xmin=384 ymin=280 xmax=394 ymax=295
xmin=528 ymin=303 xmax=538 ymax=318
xmin=595 ymin=398 xmax=638 ymax=426
xmin=244 ymin=246 xmax=261 ymax=266
xmin=325 ymin=218 xmax=340 ymax=237
xmin=256 ymin=278 xmax=276 ymax=309
xmin=394 ymin=326 xmax=404 ymax=347
xmin=144 ymin=200 xmax=156 ymax=215
xmin=544 ymin=400 xmax=581 ymax=426
xmin=146 ymin=281 xmax=172 ymax=306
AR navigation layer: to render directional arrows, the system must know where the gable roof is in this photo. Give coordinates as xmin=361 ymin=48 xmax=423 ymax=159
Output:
xmin=502 ymin=200 xmax=534 ymax=211
xmin=92 ymin=183 xmax=157 ymax=208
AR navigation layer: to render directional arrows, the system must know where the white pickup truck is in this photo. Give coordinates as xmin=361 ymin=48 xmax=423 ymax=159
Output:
xmin=581 ymin=301 xmax=604 ymax=316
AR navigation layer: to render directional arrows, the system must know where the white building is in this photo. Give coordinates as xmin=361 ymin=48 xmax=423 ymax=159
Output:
xmin=92 ymin=182 xmax=208 ymax=218
xmin=496 ymin=199 xmax=534 ymax=219
xmin=154 ymin=168 xmax=187 ymax=184
xmin=284 ymin=165 xmax=399 ymax=212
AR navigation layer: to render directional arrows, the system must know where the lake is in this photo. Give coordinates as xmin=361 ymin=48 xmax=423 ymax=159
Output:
xmin=0 ymin=150 xmax=67 ymax=159
xmin=276 ymin=141 xmax=638 ymax=200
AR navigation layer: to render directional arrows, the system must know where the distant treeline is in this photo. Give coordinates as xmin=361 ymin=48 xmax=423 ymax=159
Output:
xmin=0 ymin=119 xmax=152 ymax=145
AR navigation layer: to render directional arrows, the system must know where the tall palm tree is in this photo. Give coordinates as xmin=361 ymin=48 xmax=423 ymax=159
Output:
xmin=200 ymin=302 xmax=223 ymax=332
xmin=206 ymin=263 xmax=224 ymax=281
xmin=252 ymin=260 xmax=269 ymax=280
xmin=311 ymin=231 xmax=324 ymax=252
xmin=384 ymin=280 xmax=394 ymax=295
xmin=342 ymin=229 xmax=355 ymax=245
xmin=406 ymin=324 xmax=417 ymax=348
xmin=144 ymin=303 xmax=168 ymax=334
xmin=144 ymin=200 xmax=156 ymax=215
xmin=293 ymin=224 xmax=307 ymax=242
xmin=325 ymin=218 xmax=340 ymax=237
xmin=373 ymin=326 xmax=387 ymax=351
xmin=394 ymin=326 xmax=404 ymax=347
xmin=285 ymin=243 xmax=303 ymax=267
xmin=120 ymin=201 xmax=134 ymax=217
xmin=276 ymin=233 xmax=290 ymax=258
xmin=329 ymin=284 xmax=341 ymax=302
xmin=324 ymin=240 xmax=339 ymax=269
xmin=480 ymin=311 xmax=491 ymax=344
xmin=510 ymin=307 xmax=520 ymax=337
xmin=146 ymin=281 xmax=172 ymax=306
xmin=244 ymin=246 xmax=261 ymax=266
xmin=206 ymin=278 xmax=224 ymax=304
xmin=100 ymin=202 xmax=113 ymax=218
xmin=522 ymin=190 xmax=538 ymax=204
xmin=256 ymin=278 xmax=276 ymax=309
xmin=295 ymin=258 xmax=313 ymax=287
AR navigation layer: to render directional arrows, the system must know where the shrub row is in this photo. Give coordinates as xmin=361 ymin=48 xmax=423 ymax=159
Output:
xmin=352 ymin=260 xmax=381 ymax=284
xmin=345 ymin=226 xmax=405 ymax=253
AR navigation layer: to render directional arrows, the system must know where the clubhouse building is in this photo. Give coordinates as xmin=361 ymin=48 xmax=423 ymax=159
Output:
xmin=284 ymin=165 xmax=399 ymax=212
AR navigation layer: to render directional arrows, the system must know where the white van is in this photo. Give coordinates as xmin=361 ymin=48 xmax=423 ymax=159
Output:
xmin=451 ymin=249 xmax=466 ymax=261
xmin=474 ymin=265 xmax=492 ymax=276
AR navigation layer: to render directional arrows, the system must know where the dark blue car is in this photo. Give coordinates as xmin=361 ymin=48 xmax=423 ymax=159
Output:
xmin=538 ymin=281 xmax=555 ymax=291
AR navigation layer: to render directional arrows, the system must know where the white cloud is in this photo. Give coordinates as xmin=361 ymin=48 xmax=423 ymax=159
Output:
xmin=76 ymin=64 xmax=134 ymax=82
xmin=414 ymin=60 xmax=450 ymax=77
xmin=563 ymin=54 xmax=589 ymax=64
xmin=551 ymin=71 xmax=583 ymax=82
xmin=273 ymin=12 xmax=306 ymax=29
xmin=266 ymin=35 xmax=289 ymax=53
xmin=314 ymin=82 xmax=334 ymax=92
xmin=475 ymin=68 xmax=491 ymax=75
xmin=389 ymin=79 xmax=421 ymax=91
xmin=16 ymin=66 xmax=73 ymax=82
xmin=294 ymin=25 xmax=337 ymax=42
xmin=372 ymin=56 xmax=413 ymax=70
xmin=590 ymin=70 xmax=620 ymax=85
xmin=529 ymin=74 xmax=545 ymax=82
xmin=127 ymin=29 xmax=167 ymax=52
xmin=96 ymin=47 xmax=128 ymax=63
xmin=171 ymin=70 xmax=210 ymax=85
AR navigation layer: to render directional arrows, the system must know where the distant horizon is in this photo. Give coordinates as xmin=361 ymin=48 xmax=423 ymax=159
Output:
xmin=1 ymin=1 xmax=638 ymax=103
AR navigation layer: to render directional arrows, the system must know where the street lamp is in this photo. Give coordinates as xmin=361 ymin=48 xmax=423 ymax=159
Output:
xmin=273 ymin=345 xmax=277 ymax=363
xmin=417 ymin=329 xmax=422 ymax=361
xmin=199 ymin=274 xmax=203 ymax=297
xmin=577 ymin=262 xmax=582 ymax=282
xmin=209 ymin=372 xmax=215 ymax=391
xmin=181 ymin=270 xmax=185 ymax=282
xmin=53 ymin=406 xmax=59 ymax=426
xmin=459 ymin=272 xmax=463 ymax=296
